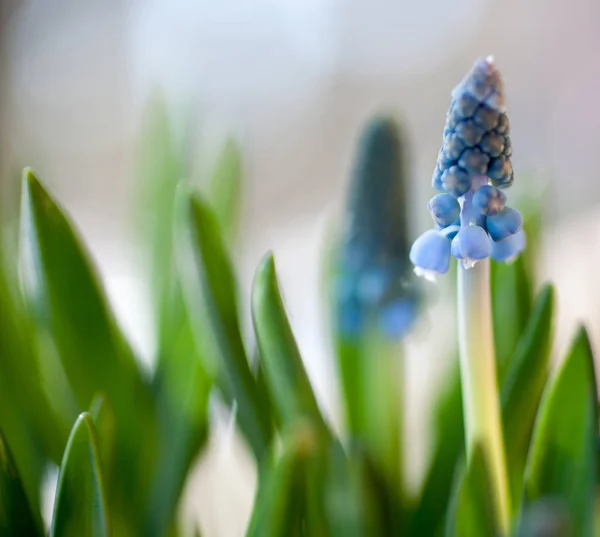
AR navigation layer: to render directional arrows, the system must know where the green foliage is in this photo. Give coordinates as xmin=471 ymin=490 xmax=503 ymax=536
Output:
xmin=523 ymin=327 xmax=597 ymax=537
xmin=50 ymin=413 xmax=109 ymax=537
xmin=0 ymin=109 xmax=595 ymax=537
xmin=180 ymin=190 xmax=273 ymax=461
xmin=251 ymin=253 xmax=327 ymax=432
xmin=0 ymin=430 xmax=43 ymax=536
xmin=445 ymin=444 xmax=500 ymax=537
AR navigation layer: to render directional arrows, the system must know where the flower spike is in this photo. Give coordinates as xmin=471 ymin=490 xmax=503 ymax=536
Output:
xmin=416 ymin=57 xmax=524 ymax=277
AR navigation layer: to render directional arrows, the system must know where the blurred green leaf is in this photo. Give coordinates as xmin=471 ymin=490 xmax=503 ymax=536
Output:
xmin=326 ymin=440 xmax=403 ymax=537
xmin=246 ymin=421 xmax=328 ymax=537
xmin=50 ymin=413 xmax=110 ymax=537
xmin=209 ymin=138 xmax=243 ymax=242
xmin=179 ymin=189 xmax=272 ymax=461
xmin=445 ymin=444 xmax=499 ymax=537
xmin=407 ymin=363 xmax=464 ymax=537
xmin=251 ymin=253 xmax=327 ymax=432
xmin=136 ymin=93 xmax=188 ymax=353
xmin=492 ymin=257 xmax=533 ymax=381
xmin=0 ymin=429 xmax=43 ymax=537
xmin=0 ymin=267 xmax=66 ymax=511
xmin=19 ymin=170 xmax=157 ymax=525
xmin=89 ymin=393 xmax=115 ymax=497
xmin=501 ymin=285 xmax=554 ymax=507
xmin=136 ymin=93 xmax=214 ymax=536
xmin=523 ymin=327 xmax=597 ymax=537
xmin=146 ymin=352 xmax=210 ymax=537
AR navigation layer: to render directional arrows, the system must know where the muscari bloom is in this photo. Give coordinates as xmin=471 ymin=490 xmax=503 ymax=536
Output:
xmin=335 ymin=116 xmax=420 ymax=339
xmin=410 ymin=57 xmax=525 ymax=279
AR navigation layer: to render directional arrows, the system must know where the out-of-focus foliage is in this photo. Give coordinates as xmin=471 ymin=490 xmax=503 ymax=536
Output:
xmin=0 ymin=104 xmax=596 ymax=537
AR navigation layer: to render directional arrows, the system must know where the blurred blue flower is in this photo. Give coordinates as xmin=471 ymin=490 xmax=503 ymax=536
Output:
xmin=411 ymin=57 xmax=525 ymax=278
xmin=335 ymin=116 xmax=421 ymax=339
xmin=491 ymin=230 xmax=526 ymax=263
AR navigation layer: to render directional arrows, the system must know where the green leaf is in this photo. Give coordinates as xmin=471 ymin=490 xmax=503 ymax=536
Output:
xmin=50 ymin=413 xmax=110 ymax=537
xmin=326 ymin=441 xmax=403 ymax=537
xmin=0 ymin=266 xmax=67 ymax=511
xmin=407 ymin=363 xmax=464 ymax=537
xmin=445 ymin=444 xmax=500 ymax=537
xmin=246 ymin=421 xmax=327 ymax=537
xmin=136 ymin=92 xmax=214 ymax=534
xmin=178 ymin=189 xmax=272 ymax=460
xmin=145 ymin=352 xmax=210 ymax=537
xmin=209 ymin=138 xmax=243 ymax=242
xmin=500 ymin=285 xmax=554 ymax=507
xmin=251 ymin=253 xmax=327 ymax=432
xmin=136 ymin=93 xmax=189 ymax=353
xmin=89 ymin=394 xmax=115 ymax=496
xmin=523 ymin=327 xmax=597 ymax=537
xmin=0 ymin=430 xmax=43 ymax=537
xmin=19 ymin=170 xmax=157 ymax=524
xmin=492 ymin=256 xmax=533 ymax=380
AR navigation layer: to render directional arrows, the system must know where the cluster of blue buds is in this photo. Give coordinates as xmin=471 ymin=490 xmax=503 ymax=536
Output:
xmin=336 ymin=116 xmax=421 ymax=339
xmin=410 ymin=57 xmax=525 ymax=279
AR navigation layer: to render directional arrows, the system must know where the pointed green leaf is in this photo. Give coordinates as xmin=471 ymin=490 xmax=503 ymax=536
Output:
xmin=0 ymin=266 xmax=66 ymax=511
xmin=246 ymin=421 xmax=327 ymax=537
xmin=445 ymin=445 xmax=500 ymax=537
xmin=50 ymin=413 xmax=109 ymax=537
xmin=145 ymin=353 xmax=210 ymax=537
xmin=251 ymin=253 xmax=327 ymax=432
xmin=0 ymin=430 xmax=43 ymax=536
xmin=136 ymin=95 xmax=214 ymax=534
xmin=89 ymin=394 xmax=115 ymax=496
xmin=523 ymin=327 xmax=597 ymax=537
xmin=19 ymin=170 xmax=157 ymax=522
xmin=500 ymin=285 xmax=554 ymax=506
xmin=492 ymin=256 xmax=533 ymax=380
xmin=407 ymin=362 xmax=464 ymax=536
xmin=136 ymin=93 xmax=189 ymax=352
xmin=209 ymin=138 xmax=243 ymax=241
xmin=178 ymin=189 xmax=272 ymax=460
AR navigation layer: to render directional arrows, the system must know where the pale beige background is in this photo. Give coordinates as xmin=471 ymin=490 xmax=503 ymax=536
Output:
xmin=2 ymin=1 xmax=600 ymax=535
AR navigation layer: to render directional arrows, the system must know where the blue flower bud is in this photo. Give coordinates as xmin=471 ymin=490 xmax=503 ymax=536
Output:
xmin=486 ymin=206 xmax=523 ymax=241
xmin=491 ymin=230 xmax=526 ymax=262
xmin=502 ymin=136 xmax=512 ymax=157
xmin=442 ymin=166 xmax=472 ymax=197
xmin=432 ymin=167 xmax=444 ymax=191
xmin=458 ymin=148 xmax=489 ymax=176
xmin=410 ymin=229 xmax=452 ymax=278
xmin=443 ymin=132 xmax=467 ymax=159
xmin=455 ymin=120 xmax=485 ymax=147
xmin=472 ymin=104 xmax=500 ymax=130
xmin=472 ymin=184 xmax=506 ymax=215
xmin=428 ymin=193 xmax=461 ymax=227
xmin=453 ymin=93 xmax=479 ymax=117
xmin=450 ymin=225 xmax=491 ymax=266
xmin=440 ymin=224 xmax=461 ymax=240
xmin=495 ymin=113 xmax=509 ymax=134
xmin=452 ymin=57 xmax=506 ymax=110
xmin=492 ymin=171 xmax=514 ymax=189
xmin=479 ymin=132 xmax=505 ymax=158
xmin=487 ymin=155 xmax=512 ymax=180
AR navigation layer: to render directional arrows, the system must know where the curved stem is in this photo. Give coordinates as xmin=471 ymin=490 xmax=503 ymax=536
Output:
xmin=458 ymin=259 xmax=510 ymax=532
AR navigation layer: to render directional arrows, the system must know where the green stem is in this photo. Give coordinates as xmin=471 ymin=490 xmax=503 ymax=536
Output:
xmin=457 ymin=259 xmax=510 ymax=532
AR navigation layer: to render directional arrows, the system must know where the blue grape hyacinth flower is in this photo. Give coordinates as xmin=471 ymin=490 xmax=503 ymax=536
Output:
xmin=410 ymin=57 xmax=524 ymax=278
xmin=335 ymin=116 xmax=421 ymax=339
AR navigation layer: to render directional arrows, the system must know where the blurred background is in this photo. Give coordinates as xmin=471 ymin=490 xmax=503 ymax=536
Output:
xmin=2 ymin=0 xmax=600 ymax=534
